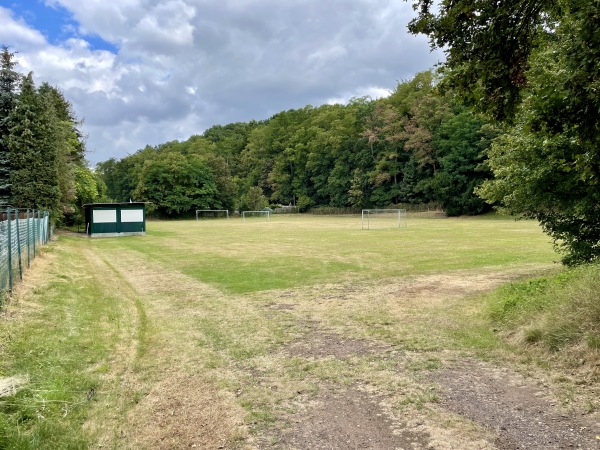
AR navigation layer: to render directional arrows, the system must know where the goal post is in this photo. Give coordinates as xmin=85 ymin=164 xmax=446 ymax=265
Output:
xmin=241 ymin=210 xmax=271 ymax=222
xmin=196 ymin=209 xmax=229 ymax=220
xmin=361 ymin=209 xmax=407 ymax=230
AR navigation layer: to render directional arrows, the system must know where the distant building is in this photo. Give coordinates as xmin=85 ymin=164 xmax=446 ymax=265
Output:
xmin=83 ymin=202 xmax=146 ymax=238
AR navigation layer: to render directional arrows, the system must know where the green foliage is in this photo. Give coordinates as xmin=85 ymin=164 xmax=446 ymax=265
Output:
xmin=0 ymin=47 xmax=20 ymax=205
xmin=429 ymin=111 xmax=496 ymax=216
xmin=408 ymin=0 xmax=551 ymax=121
xmin=7 ymin=73 xmax=61 ymax=215
xmin=410 ymin=0 xmax=600 ymax=265
xmin=0 ymin=50 xmax=89 ymax=223
xmin=238 ymin=186 xmax=268 ymax=211
xmin=97 ymin=71 xmax=497 ymax=220
xmin=134 ymin=152 xmax=219 ymax=216
xmin=38 ymin=83 xmax=87 ymax=223
xmin=69 ymin=166 xmax=107 ymax=224
xmin=475 ymin=20 xmax=600 ymax=264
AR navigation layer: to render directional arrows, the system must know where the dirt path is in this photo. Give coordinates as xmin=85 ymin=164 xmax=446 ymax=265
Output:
xmin=250 ymin=270 xmax=600 ymax=450
xmin=432 ymin=361 xmax=600 ymax=449
xmin=71 ymin=242 xmax=600 ymax=449
xmin=254 ymin=315 xmax=600 ymax=449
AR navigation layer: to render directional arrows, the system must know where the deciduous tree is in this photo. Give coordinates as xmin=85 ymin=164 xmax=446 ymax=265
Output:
xmin=410 ymin=0 xmax=600 ymax=264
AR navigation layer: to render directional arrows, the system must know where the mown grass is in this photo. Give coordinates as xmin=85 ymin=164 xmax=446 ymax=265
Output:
xmin=0 ymin=244 xmax=131 ymax=448
xmin=1 ymin=213 xmax=576 ymax=448
xmin=122 ymin=214 xmax=556 ymax=293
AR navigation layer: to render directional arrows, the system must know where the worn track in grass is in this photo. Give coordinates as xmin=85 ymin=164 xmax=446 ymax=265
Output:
xmin=4 ymin=216 xmax=599 ymax=449
xmin=69 ymin=238 xmax=597 ymax=449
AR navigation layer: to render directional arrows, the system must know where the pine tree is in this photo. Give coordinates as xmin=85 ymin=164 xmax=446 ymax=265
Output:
xmin=38 ymin=83 xmax=86 ymax=221
xmin=0 ymin=47 xmax=21 ymax=205
xmin=7 ymin=73 xmax=60 ymax=213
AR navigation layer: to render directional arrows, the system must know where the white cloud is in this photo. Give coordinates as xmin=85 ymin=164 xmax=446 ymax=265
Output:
xmin=2 ymin=1 xmax=444 ymax=164
xmin=0 ymin=7 xmax=47 ymax=47
xmin=326 ymin=86 xmax=393 ymax=105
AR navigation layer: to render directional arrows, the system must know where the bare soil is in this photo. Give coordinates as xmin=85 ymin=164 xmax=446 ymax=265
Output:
xmin=255 ymin=322 xmax=600 ymax=449
xmin=250 ymin=265 xmax=600 ymax=450
xmin=431 ymin=360 xmax=600 ymax=449
xmin=262 ymin=385 xmax=430 ymax=450
xmin=285 ymin=332 xmax=392 ymax=359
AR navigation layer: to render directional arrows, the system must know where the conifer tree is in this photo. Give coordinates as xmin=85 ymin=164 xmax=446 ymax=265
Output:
xmin=0 ymin=46 xmax=20 ymax=205
xmin=7 ymin=73 xmax=60 ymax=213
xmin=38 ymin=83 xmax=86 ymax=221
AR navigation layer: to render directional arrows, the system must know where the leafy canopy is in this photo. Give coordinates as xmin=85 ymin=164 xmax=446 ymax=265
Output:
xmin=409 ymin=0 xmax=600 ymax=264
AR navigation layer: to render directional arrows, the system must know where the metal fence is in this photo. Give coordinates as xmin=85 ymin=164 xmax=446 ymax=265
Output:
xmin=0 ymin=208 xmax=50 ymax=304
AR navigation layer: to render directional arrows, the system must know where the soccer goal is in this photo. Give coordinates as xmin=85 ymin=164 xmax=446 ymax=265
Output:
xmin=241 ymin=210 xmax=270 ymax=222
xmin=361 ymin=209 xmax=407 ymax=230
xmin=196 ymin=209 xmax=229 ymax=220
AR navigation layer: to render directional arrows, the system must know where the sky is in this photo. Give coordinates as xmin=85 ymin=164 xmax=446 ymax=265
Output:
xmin=0 ymin=0 xmax=443 ymax=164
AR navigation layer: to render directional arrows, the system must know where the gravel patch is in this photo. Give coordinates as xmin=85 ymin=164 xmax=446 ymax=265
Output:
xmin=431 ymin=360 xmax=600 ymax=449
xmin=262 ymin=385 xmax=431 ymax=449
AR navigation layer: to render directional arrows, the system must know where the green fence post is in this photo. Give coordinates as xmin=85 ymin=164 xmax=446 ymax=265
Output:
xmin=15 ymin=208 xmax=22 ymax=281
xmin=7 ymin=207 xmax=12 ymax=292
xmin=1 ymin=209 xmax=4 ymax=303
xmin=33 ymin=209 xmax=37 ymax=258
xmin=41 ymin=211 xmax=46 ymax=244
xmin=44 ymin=211 xmax=49 ymax=244
xmin=26 ymin=209 xmax=30 ymax=268
xmin=39 ymin=210 xmax=43 ymax=245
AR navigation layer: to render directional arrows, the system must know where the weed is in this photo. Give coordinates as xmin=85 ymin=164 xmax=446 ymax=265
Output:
xmin=524 ymin=328 xmax=543 ymax=344
xmin=587 ymin=335 xmax=600 ymax=350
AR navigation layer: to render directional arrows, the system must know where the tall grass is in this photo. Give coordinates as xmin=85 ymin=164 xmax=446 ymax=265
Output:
xmin=0 ymin=244 xmax=131 ymax=448
xmin=487 ymin=264 xmax=600 ymax=363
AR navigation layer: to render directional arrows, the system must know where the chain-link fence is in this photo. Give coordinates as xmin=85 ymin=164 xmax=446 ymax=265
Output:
xmin=0 ymin=208 xmax=51 ymax=305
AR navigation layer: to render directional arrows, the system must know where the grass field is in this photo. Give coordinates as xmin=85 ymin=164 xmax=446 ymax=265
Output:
xmin=140 ymin=214 xmax=556 ymax=292
xmin=1 ymin=213 xmax=576 ymax=448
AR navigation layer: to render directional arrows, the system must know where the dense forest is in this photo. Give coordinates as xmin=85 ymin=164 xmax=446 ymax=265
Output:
xmin=97 ymin=71 xmax=497 ymax=218
xmin=0 ymin=47 xmax=106 ymax=224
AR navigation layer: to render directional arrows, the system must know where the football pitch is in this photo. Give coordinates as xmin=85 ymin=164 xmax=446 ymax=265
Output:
xmin=125 ymin=213 xmax=556 ymax=293
xmin=1 ymin=213 xmax=560 ymax=448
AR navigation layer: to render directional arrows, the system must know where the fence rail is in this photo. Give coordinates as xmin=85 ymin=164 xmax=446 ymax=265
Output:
xmin=0 ymin=208 xmax=50 ymax=304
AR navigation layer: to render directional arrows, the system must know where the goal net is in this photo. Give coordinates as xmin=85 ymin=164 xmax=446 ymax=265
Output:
xmin=361 ymin=209 xmax=407 ymax=230
xmin=196 ymin=209 xmax=229 ymax=220
xmin=241 ymin=210 xmax=271 ymax=222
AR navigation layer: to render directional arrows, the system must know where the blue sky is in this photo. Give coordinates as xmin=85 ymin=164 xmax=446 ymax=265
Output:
xmin=0 ymin=0 xmax=443 ymax=164
xmin=3 ymin=0 xmax=117 ymax=52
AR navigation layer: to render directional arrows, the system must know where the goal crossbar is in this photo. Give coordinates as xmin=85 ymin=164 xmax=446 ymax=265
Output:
xmin=241 ymin=210 xmax=271 ymax=222
xmin=196 ymin=209 xmax=229 ymax=220
xmin=361 ymin=209 xmax=407 ymax=230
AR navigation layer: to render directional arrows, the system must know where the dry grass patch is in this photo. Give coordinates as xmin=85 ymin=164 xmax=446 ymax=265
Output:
xmin=0 ymin=375 xmax=28 ymax=398
xmin=126 ymin=372 xmax=247 ymax=450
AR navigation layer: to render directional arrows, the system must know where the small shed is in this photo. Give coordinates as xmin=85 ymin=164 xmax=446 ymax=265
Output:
xmin=84 ymin=202 xmax=147 ymax=238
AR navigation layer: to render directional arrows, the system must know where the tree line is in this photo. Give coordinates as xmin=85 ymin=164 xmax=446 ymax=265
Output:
xmin=0 ymin=47 xmax=105 ymax=224
xmin=97 ymin=71 xmax=498 ymax=218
